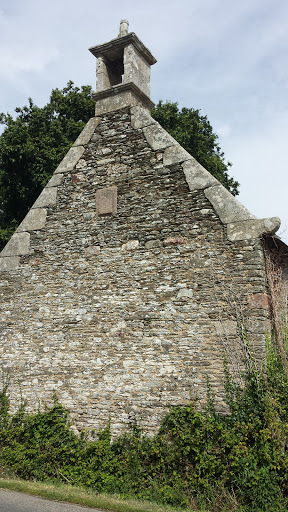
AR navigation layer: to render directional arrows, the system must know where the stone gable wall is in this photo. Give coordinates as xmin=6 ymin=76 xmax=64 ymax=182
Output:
xmin=0 ymin=107 xmax=271 ymax=435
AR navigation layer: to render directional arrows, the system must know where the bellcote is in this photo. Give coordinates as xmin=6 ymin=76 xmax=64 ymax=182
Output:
xmin=89 ymin=20 xmax=157 ymax=115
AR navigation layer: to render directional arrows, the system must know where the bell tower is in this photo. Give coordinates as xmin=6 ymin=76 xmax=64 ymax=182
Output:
xmin=89 ymin=20 xmax=157 ymax=115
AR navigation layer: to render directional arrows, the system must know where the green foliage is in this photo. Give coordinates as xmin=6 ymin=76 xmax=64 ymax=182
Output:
xmin=1 ymin=302 xmax=288 ymax=511
xmin=0 ymin=371 xmax=10 ymax=428
xmin=0 ymin=81 xmax=95 ymax=249
xmin=152 ymin=101 xmax=239 ymax=196
xmin=1 ymin=341 xmax=288 ymax=512
xmin=0 ymin=90 xmax=239 ymax=250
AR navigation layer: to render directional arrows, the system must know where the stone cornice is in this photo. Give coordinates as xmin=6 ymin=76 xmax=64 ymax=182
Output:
xmin=93 ymin=82 xmax=155 ymax=112
xmin=89 ymin=33 xmax=157 ymax=65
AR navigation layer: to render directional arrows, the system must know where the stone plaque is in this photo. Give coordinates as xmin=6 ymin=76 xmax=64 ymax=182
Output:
xmin=96 ymin=186 xmax=117 ymax=215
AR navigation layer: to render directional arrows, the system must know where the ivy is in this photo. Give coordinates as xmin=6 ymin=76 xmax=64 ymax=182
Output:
xmin=1 ymin=342 xmax=288 ymax=512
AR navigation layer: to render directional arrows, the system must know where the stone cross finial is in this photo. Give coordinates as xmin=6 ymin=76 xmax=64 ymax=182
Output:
xmin=118 ymin=19 xmax=129 ymax=37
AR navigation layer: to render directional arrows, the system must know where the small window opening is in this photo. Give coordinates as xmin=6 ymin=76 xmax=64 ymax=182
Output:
xmin=106 ymin=57 xmax=124 ymax=87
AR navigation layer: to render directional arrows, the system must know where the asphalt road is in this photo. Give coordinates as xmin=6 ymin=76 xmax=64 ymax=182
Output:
xmin=0 ymin=489 xmax=104 ymax=512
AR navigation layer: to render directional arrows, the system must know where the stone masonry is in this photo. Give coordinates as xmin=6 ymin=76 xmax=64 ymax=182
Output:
xmin=0 ymin=21 xmax=285 ymax=436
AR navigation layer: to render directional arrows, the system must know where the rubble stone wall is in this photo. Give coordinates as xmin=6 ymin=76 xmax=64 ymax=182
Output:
xmin=0 ymin=107 xmax=271 ymax=435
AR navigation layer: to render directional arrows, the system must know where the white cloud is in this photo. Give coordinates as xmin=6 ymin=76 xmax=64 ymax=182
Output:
xmin=0 ymin=5 xmax=60 ymax=78
xmin=214 ymin=123 xmax=232 ymax=138
xmin=0 ymin=46 xmax=60 ymax=77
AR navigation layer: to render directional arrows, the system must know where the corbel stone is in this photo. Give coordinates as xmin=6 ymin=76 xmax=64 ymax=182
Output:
xmin=204 ymin=184 xmax=256 ymax=224
xmin=73 ymin=117 xmax=102 ymax=146
xmin=17 ymin=208 xmax=47 ymax=232
xmin=142 ymin=123 xmax=175 ymax=151
xmin=227 ymin=217 xmax=281 ymax=242
xmin=55 ymin=146 xmax=85 ymax=174
xmin=0 ymin=256 xmax=20 ymax=271
xmin=1 ymin=232 xmax=30 ymax=257
xmin=182 ymin=159 xmax=219 ymax=191
xmin=32 ymin=188 xmax=57 ymax=208
xmin=130 ymin=106 xmax=156 ymax=129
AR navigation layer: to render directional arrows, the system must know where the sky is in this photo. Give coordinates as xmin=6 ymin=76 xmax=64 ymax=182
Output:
xmin=1 ymin=0 xmax=288 ymax=242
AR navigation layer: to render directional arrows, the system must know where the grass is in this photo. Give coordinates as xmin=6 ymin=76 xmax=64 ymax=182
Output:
xmin=0 ymin=478 xmax=200 ymax=512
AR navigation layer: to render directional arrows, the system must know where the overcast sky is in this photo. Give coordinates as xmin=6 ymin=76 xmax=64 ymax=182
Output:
xmin=1 ymin=0 xmax=287 ymax=242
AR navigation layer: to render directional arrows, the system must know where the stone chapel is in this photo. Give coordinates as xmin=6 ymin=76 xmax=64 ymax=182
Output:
xmin=0 ymin=21 xmax=287 ymax=435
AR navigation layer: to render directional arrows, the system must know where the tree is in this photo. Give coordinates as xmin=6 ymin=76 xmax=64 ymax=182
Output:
xmin=0 ymin=87 xmax=238 ymax=250
xmin=151 ymin=101 xmax=239 ymax=197
xmin=0 ymin=81 xmax=95 ymax=248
